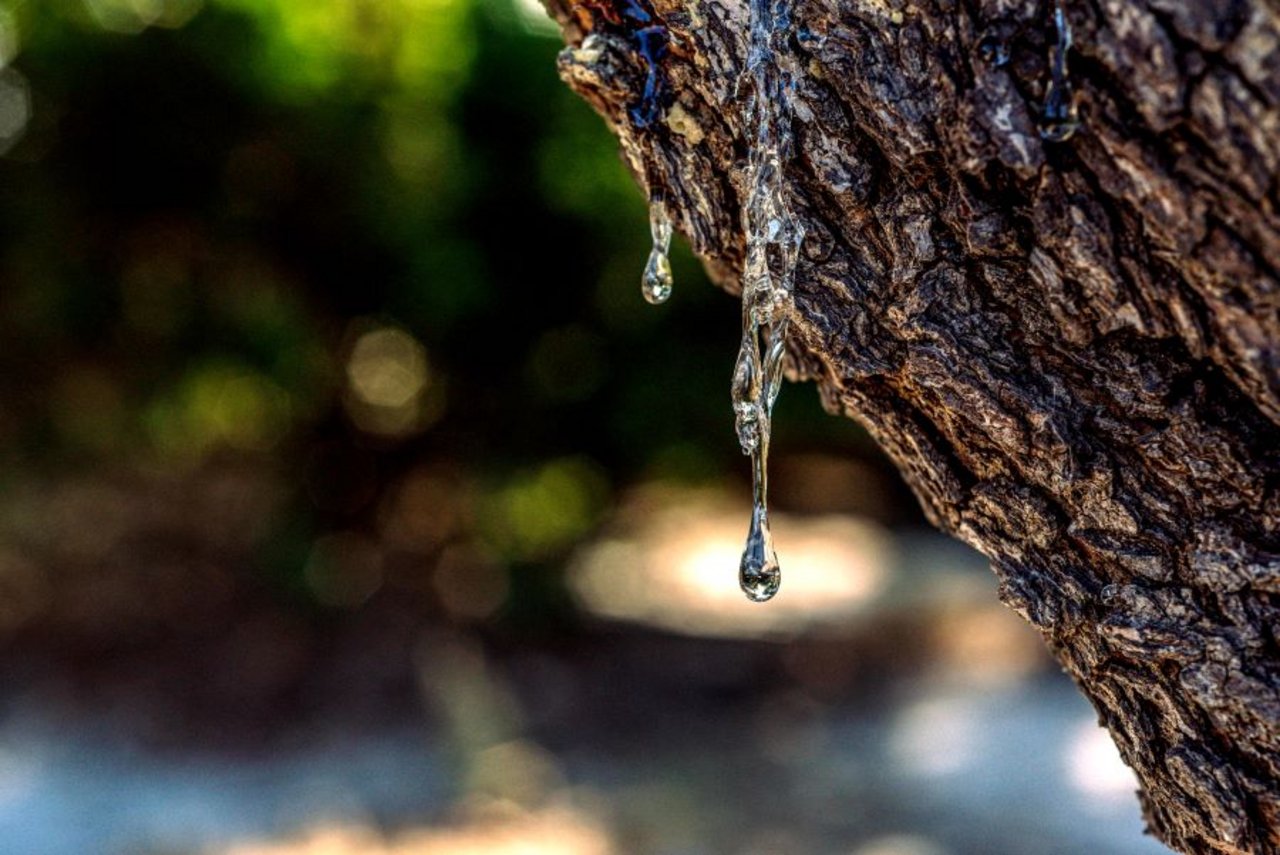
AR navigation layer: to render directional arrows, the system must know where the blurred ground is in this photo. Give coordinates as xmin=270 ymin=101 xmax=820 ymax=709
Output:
xmin=0 ymin=464 xmax=1164 ymax=854
xmin=0 ymin=524 xmax=1165 ymax=855
xmin=0 ymin=2 xmax=1164 ymax=853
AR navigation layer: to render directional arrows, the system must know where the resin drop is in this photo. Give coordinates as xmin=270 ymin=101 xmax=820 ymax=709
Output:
xmin=740 ymin=502 xmax=781 ymax=602
xmin=1038 ymin=1 xmax=1080 ymax=142
xmin=641 ymin=201 xmax=673 ymax=304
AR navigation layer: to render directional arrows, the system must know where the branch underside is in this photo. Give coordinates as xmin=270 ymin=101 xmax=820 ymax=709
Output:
xmin=546 ymin=0 xmax=1280 ymax=851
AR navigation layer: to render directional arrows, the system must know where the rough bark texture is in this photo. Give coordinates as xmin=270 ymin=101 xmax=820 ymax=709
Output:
xmin=543 ymin=0 xmax=1280 ymax=852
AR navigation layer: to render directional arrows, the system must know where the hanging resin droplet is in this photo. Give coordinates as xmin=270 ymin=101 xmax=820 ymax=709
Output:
xmin=1038 ymin=1 xmax=1080 ymax=142
xmin=641 ymin=249 xmax=673 ymax=304
xmin=740 ymin=501 xmax=781 ymax=602
xmin=641 ymin=202 xmax=674 ymax=304
xmin=740 ymin=388 xmax=779 ymax=602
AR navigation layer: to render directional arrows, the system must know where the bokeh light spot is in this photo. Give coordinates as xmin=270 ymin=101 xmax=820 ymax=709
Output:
xmin=146 ymin=362 xmax=293 ymax=460
xmin=82 ymin=0 xmax=200 ymax=33
xmin=483 ymin=458 xmax=610 ymax=561
xmin=0 ymin=8 xmax=20 ymax=70
xmin=344 ymin=324 xmax=442 ymax=438
xmin=348 ymin=327 xmax=428 ymax=409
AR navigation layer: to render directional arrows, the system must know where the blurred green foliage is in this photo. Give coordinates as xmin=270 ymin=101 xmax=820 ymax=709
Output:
xmin=0 ymin=0 xmax=891 ymax=624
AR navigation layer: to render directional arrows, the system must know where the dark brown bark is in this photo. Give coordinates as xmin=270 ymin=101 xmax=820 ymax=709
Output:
xmin=543 ymin=0 xmax=1280 ymax=852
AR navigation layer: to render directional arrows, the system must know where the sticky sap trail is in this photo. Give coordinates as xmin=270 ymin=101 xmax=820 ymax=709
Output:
xmin=633 ymin=0 xmax=800 ymax=602
xmin=734 ymin=0 xmax=802 ymax=602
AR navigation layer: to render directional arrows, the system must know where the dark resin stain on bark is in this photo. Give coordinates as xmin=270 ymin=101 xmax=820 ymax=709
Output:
xmin=566 ymin=0 xmax=673 ymax=127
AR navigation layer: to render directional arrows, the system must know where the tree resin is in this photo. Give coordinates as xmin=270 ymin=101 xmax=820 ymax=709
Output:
xmin=1038 ymin=1 xmax=1080 ymax=142
xmin=733 ymin=0 xmax=803 ymax=602
xmin=641 ymin=200 xmax=674 ymax=304
xmin=636 ymin=0 xmax=800 ymax=602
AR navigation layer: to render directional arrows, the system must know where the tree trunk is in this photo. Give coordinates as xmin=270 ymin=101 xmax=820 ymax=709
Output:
xmin=542 ymin=0 xmax=1280 ymax=852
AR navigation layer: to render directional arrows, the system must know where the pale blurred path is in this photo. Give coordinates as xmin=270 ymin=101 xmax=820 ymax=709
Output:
xmin=0 ymin=529 xmax=1167 ymax=855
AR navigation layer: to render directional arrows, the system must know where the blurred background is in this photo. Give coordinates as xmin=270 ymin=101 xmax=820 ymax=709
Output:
xmin=0 ymin=1 xmax=1164 ymax=853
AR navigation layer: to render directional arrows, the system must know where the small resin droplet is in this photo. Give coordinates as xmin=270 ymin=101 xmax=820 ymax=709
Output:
xmin=641 ymin=202 xmax=674 ymax=304
xmin=1038 ymin=2 xmax=1080 ymax=142
xmin=739 ymin=503 xmax=780 ymax=602
xmin=642 ymin=249 xmax=673 ymax=304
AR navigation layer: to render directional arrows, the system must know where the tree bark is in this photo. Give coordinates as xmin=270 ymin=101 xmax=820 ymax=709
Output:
xmin=543 ymin=0 xmax=1280 ymax=852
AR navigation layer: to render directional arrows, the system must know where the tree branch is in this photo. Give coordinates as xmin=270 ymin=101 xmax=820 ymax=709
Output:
xmin=544 ymin=0 xmax=1280 ymax=851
